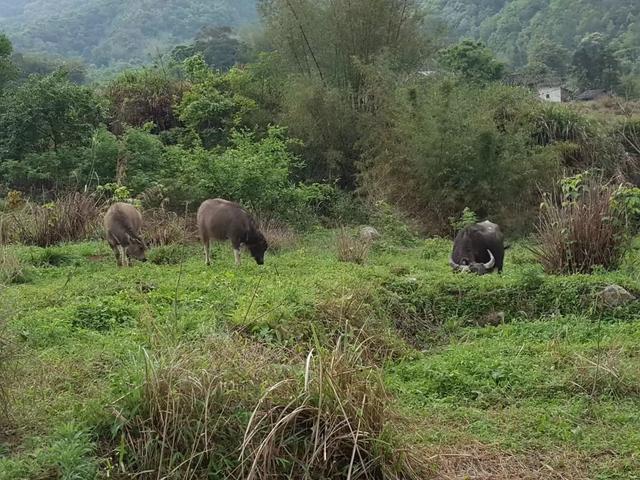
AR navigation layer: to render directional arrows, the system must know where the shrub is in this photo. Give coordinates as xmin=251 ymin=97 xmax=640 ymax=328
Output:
xmin=336 ymin=228 xmax=369 ymax=264
xmin=0 ymin=248 xmax=28 ymax=285
xmin=72 ymin=300 xmax=136 ymax=332
xmin=28 ymin=247 xmax=80 ymax=267
xmin=148 ymin=244 xmax=186 ymax=265
xmin=109 ymin=336 xmax=282 ymax=479
xmin=532 ymin=177 xmax=633 ymax=274
xmin=5 ymin=192 xmax=104 ymax=247
xmin=141 ymin=208 xmax=193 ymax=247
xmin=450 ymin=207 xmax=479 ymax=233
xmin=256 ymin=219 xmax=298 ymax=253
xmin=240 ymin=339 xmax=428 ymax=479
xmin=363 ymin=81 xmax=560 ymax=234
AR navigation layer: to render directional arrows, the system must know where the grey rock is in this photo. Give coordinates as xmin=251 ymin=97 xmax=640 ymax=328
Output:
xmin=359 ymin=226 xmax=381 ymax=243
xmin=597 ymin=285 xmax=636 ymax=307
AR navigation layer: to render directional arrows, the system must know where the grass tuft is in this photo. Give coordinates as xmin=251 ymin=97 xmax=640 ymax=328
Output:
xmin=531 ymin=183 xmax=630 ymax=274
xmin=337 ymin=228 xmax=370 ymax=264
xmin=241 ymin=338 xmax=429 ymax=480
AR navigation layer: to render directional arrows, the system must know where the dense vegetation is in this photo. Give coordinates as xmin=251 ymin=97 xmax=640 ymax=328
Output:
xmin=0 ymin=0 xmax=256 ymax=69
xmin=2 ymin=0 xmax=640 ymax=478
xmin=424 ymin=0 xmax=640 ymax=68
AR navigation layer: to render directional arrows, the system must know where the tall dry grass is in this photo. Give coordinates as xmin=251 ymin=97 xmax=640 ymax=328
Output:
xmin=336 ymin=228 xmax=370 ymax=264
xmin=0 ymin=192 xmax=104 ymax=246
xmin=110 ymin=335 xmax=427 ymax=479
xmin=141 ymin=208 xmax=195 ymax=247
xmin=110 ymin=337 xmax=282 ymax=479
xmin=257 ymin=219 xmax=298 ymax=253
xmin=531 ymin=183 xmax=630 ymax=274
xmin=240 ymin=339 xmax=428 ymax=480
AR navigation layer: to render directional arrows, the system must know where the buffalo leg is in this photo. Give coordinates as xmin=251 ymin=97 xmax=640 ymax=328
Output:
xmin=111 ymin=245 xmax=122 ymax=267
xmin=234 ymin=248 xmax=241 ymax=266
xmin=203 ymin=239 xmax=211 ymax=266
xmin=118 ymin=245 xmax=129 ymax=267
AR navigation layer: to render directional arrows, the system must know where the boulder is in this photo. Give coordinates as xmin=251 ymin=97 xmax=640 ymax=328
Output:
xmin=359 ymin=226 xmax=381 ymax=243
xmin=597 ymin=285 xmax=636 ymax=308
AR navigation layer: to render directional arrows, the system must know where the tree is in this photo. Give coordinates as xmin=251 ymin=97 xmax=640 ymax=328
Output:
xmin=172 ymin=26 xmax=248 ymax=71
xmin=260 ymin=0 xmax=431 ymax=93
xmin=571 ymin=33 xmax=621 ymax=90
xmin=0 ymin=33 xmax=18 ymax=91
xmin=438 ymin=40 xmax=505 ymax=84
xmin=177 ymin=55 xmax=257 ymax=148
xmin=104 ymin=68 xmax=188 ymax=134
xmin=528 ymin=39 xmax=570 ymax=77
xmin=0 ymin=72 xmax=105 ymax=183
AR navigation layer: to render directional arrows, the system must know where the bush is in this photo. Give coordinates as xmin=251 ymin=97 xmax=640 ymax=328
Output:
xmin=363 ymin=80 xmax=561 ymax=234
xmin=0 ymin=248 xmax=29 ymax=285
xmin=256 ymin=219 xmax=298 ymax=253
xmin=109 ymin=336 xmax=282 ymax=479
xmin=2 ymin=192 xmax=104 ymax=247
xmin=531 ymin=176 xmax=635 ymax=274
xmin=240 ymin=339 xmax=428 ymax=479
xmin=141 ymin=208 xmax=193 ymax=247
xmin=336 ymin=228 xmax=369 ymax=264
xmin=148 ymin=244 xmax=186 ymax=265
xmin=72 ymin=300 xmax=136 ymax=332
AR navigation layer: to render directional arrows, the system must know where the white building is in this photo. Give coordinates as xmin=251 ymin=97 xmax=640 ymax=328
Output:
xmin=537 ymin=86 xmax=571 ymax=103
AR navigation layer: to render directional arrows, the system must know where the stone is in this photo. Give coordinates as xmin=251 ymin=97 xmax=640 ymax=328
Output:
xmin=476 ymin=311 xmax=505 ymax=327
xmin=359 ymin=226 xmax=381 ymax=243
xmin=597 ymin=285 xmax=636 ymax=308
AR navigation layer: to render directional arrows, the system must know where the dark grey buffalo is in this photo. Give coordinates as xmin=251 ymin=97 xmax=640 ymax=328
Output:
xmin=197 ymin=199 xmax=268 ymax=266
xmin=103 ymin=202 xmax=147 ymax=267
xmin=450 ymin=220 xmax=505 ymax=275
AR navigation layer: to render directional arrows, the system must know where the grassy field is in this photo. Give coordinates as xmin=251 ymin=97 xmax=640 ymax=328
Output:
xmin=1 ymin=229 xmax=639 ymax=479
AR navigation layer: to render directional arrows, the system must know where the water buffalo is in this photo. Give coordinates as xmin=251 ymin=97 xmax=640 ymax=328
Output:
xmin=450 ymin=220 xmax=505 ymax=275
xmin=104 ymin=202 xmax=147 ymax=267
xmin=197 ymin=198 xmax=268 ymax=266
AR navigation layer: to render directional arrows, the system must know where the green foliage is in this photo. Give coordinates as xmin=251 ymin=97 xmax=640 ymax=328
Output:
xmin=528 ymin=39 xmax=570 ymax=77
xmin=73 ymin=299 xmax=136 ymax=331
xmin=202 ymin=127 xmax=300 ymax=213
xmin=105 ymin=68 xmax=187 ymax=133
xmin=450 ymin=207 xmax=479 ymax=232
xmin=571 ymin=33 xmax=621 ymax=90
xmin=172 ymin=26 xmax=248 ymax=71
xmin=0 ymin=72 xmax=105 ymax=187
xmin=438 ymin=40 xmax=505 ymax=84
xmin=261 ymin=0 xmax=431 ymax=92
xmin=148 ymin=244 xmax=185 ymax=265
xmin=0 ymin=33 xmax=18 ymax=91
xmin=366 ymin=79 xmax=561 ymax=233
xmin=423 ymin=0 xmax=640 ymax=73
xmin=611 ymin=185 xmax=640 ymax=232
xmin=0 ymin=0 xmax=257 ymax=69
xmin=178 ymin=55 xmax=257 ymax=148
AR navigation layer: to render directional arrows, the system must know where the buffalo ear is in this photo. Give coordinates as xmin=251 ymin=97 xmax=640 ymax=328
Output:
xmin=128 ymin=234 xmax=146 ymax=248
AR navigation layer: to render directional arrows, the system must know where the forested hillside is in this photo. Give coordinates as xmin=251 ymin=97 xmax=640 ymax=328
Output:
xmin=0 ymin=0 xmax=257 ymax=68
xmin=424 ymin=0 xmax=640 ymax=69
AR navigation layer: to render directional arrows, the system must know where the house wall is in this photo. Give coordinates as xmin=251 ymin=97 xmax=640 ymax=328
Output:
xmin=538 ymin=87 xmax=564 ymax=103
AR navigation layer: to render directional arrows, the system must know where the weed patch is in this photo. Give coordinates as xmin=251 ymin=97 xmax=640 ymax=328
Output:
xmin=72 ymin=300 xmax=136 ymax=332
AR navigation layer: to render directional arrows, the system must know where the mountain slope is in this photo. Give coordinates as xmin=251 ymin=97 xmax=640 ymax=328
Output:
xmin=0 ymin=0 xmax=257 ymax=67
xmin=424 ymin=0 xmax=640 ymax=67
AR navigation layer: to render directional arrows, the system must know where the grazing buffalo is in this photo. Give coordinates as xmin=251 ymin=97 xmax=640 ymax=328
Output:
xmin=197 ymin=199 xmax=268 ymax=266
xmin=104 ymin=202 xmax=147 ymax=267
xmin=450 ymin=220 xmax=505 ymax=275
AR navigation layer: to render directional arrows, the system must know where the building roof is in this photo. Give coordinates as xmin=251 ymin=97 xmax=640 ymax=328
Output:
xmin=575 ymin=89 xmax=609 ymax=101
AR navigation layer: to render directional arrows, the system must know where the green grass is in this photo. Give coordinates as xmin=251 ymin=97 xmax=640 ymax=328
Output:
xmin=1 ymin=231 xmax=639 ymax=478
